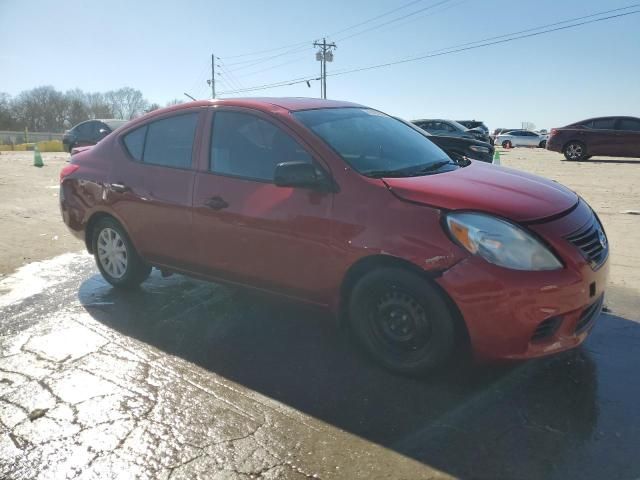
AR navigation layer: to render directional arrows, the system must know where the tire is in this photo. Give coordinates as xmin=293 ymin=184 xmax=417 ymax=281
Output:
xmin=348 ymin=267 xmax=458 ymax=375
xmin=563 ymin=141 xmax=587 ymax=161
xmin=92 ymin=217 xmax=151 ymax=288
xmin=502 ymin=140 xmax=512 ymax=149
xmin=539 ymin=140 xmax=547 ymax=149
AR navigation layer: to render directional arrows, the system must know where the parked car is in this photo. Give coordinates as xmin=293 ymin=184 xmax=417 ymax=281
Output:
xmin=60 ymin=98 xmax=609 ymax=375
xmin=413 ymin=119 xmax=492 ymax=144
xmin=63 ymin=119 xmax=128 ymax=153
xmin=456 ymin=120 xmax=489 ymax=135
xmin=547 ymin=116 xmax=640 ymax=161
xmin=495 ymin=130 xmax=547 ymax=149
xmin=397 ymin=117 xmax=495 ymax=163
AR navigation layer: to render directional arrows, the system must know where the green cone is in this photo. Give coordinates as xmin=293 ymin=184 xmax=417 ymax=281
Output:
xmin=492 ymin=150 xmax=501 ymax=165
xmin=33 ymin=145 xmax=44 ymax=167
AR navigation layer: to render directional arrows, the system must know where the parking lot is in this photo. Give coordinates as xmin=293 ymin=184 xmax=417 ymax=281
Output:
xmin=1 ymin=149 xmax=640 ymax=479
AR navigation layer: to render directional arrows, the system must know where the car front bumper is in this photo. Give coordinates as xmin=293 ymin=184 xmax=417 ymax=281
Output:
xmin=436 ymin=201 xmax=609 ymax=361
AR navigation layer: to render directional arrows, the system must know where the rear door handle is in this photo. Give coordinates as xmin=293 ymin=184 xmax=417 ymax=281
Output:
xmin=110 ymin=183 xmax=130 ymax=193
xmin=204 ymin=196 xmax=229 ymax=210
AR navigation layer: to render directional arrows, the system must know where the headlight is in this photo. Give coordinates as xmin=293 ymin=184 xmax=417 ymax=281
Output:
xmin=469 ymin=145 xmax=490 ymax=154
xmin=445 ymin=212 xmax=562 ymax=271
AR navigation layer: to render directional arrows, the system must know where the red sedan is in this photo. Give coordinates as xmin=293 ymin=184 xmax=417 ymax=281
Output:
xmin=60 ymin=98 xmax=609 ymax=375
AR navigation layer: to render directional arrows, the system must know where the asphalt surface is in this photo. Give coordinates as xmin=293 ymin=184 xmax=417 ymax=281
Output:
xmin=1 ymin=253 xmax=640 ymax=479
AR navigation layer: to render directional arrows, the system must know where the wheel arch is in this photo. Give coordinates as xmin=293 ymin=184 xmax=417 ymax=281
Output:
xmin=338 ymin=254 xmax=470 ymax=345
xmin=84 ymin=210 xmax=136 ymax=254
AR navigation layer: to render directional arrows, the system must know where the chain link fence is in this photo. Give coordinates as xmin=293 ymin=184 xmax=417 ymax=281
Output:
xmin=0 ymin=130 xmax=64 ymax=145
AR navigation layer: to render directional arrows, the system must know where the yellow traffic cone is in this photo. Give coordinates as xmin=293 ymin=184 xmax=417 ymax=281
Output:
xmin=33 ymin=145 xmax=44 ymax=167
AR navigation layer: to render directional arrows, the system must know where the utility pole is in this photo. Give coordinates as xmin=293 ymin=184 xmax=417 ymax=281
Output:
xmin=313 ymin=38 xmax=336 ymax=99
xmin=207 ymin=53 xmax=216 ymax=99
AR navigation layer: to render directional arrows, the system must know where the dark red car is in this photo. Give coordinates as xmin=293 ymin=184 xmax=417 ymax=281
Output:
xmin=60 ymin=98 xmax=609 ymax=375
xmin=547 ymin=116 xmax=640 ymax=161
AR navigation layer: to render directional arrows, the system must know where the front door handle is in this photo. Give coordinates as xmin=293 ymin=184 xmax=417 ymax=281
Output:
xmin=110 ymin=183 xmax=130 ymax=193
xmin=204 ymin=196 xmax=229 ymax=210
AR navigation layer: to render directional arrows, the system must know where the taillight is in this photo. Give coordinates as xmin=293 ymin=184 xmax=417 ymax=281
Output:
xmin=60 ymin=163 xmax=80 ymax=182
xmin=550 ymin=128 xmax=558 ymax=136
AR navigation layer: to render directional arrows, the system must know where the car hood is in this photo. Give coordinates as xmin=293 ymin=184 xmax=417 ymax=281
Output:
xmin=382 ymin=161 xmax=578 ymax=222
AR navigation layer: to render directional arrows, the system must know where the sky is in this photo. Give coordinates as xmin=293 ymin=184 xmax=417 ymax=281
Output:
xmin=1 ymin=0 xmax=639 ymax=130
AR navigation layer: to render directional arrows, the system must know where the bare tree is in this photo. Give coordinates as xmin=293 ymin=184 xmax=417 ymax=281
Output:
xmin=0 ymin=93 xmax=18 ymax=130
xmin=85 ymin=92 xmax=113 ymax=119
xmin=64 ymin=89 xmax=90 ymax=127
xmin=105 ymin=87 xmax=149 ymax=120
xmin=12 ymin=86 xmax=67 ymax=131
xmin=145 ymin=103 xmax=162 ymax=113
xmin=165 ymin=99 xmax=184 ymax=107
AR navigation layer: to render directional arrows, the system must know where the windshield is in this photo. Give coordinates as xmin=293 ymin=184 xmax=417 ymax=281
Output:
xmin=294 ymin=107 xmax=457 ymax=178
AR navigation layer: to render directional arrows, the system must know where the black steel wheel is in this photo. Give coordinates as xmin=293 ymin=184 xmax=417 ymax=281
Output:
xmin=348 ymin=267 xmax=458 ymax=375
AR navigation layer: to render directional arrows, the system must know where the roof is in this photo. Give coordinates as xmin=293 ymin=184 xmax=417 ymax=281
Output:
xmin=154 ymin=97 xmax=363 ymax=115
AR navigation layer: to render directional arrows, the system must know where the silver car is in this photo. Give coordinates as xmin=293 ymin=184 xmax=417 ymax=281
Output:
xmin=495 ymin=130 xmax=547 ymax=148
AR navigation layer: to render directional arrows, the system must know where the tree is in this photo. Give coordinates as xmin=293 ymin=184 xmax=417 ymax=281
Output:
xmin=85 ymin=92 xmax=113 ymax=119
xmin=105 ymin=87 xmax=148 ymax=120
xmin=165 ymin=99 xmax=184 ymax=107
xmin=12 ymin=86 xmax=67 ymax=131
xmin=145 ymin=103 xmax=161 ymax=113
xmin=0 ymin=93 xmax=18 ymax=130
xmin=64 ymin=89 xmax=90 ymax=127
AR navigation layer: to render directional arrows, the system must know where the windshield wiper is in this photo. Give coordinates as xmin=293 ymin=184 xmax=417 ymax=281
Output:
xmin=408 ymin=160 xmax=456 ymax=175
xmin=365 ymin=160 xmax=457 ymax=178
xmin=363 ymin=169 xmax=409 ymax=178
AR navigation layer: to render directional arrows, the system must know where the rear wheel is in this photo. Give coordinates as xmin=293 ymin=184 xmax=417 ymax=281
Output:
xmin=539 ymin=140 xmax=547 ymax=148
xmin=564 ymin=141 xmax=587 ymax=161
xmin=502 ymin=140 xmax=512 ymax=149
xmin=92 ymin=217 xmax=151 ymax=288
xmin=348 ymin=268 xmax=458 ymax=375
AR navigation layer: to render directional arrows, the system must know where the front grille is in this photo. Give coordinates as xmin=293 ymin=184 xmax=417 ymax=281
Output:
xmin=575 ymin=295 xmax=604 ymax=334
xmin=565 ymin=216 xmax=608 ymax=270
xmin=532 ymin=316 xmax=562 ymax=342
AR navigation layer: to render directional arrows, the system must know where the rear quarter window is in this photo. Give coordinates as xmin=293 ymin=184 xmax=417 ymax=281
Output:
xmin=123 ymin=126 xmax=147 ymax=161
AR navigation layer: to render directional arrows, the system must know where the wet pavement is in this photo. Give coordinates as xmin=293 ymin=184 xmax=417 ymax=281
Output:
xmin=1 ymin=253 xmax=640 ymax=479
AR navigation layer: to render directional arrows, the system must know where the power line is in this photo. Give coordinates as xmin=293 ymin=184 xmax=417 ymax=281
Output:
xmin=220 ymin=0 xmax=437 ymax=70
xmin=334 ymin=0 xmax=454 ymax=42
xmin=220 ymin=0 xmax=427 ymax=62
xmin=329 ymin=0 xmax=426 ymax=37
xmin=218 ymin=74 xmax=321 ymax=96
xmin=327 ymin=8 xmax=640 ymax=78
xmin=217 ymin=6 xmax=640 ymax=95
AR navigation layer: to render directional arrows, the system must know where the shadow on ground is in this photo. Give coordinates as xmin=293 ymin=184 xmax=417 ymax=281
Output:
xmin=79 ymin=271 xmax=640 ymax=479
xmin=564 ymin=158 xmax=640 ymax=165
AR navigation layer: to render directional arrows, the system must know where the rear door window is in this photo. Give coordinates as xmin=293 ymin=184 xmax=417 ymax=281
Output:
xmin=618 ymin=118 xmax=640 ymax=132
xmin=590 ymin=118 xmax=616 ymax=130
xmin=142 ymin=114 xmax=198 ymax=168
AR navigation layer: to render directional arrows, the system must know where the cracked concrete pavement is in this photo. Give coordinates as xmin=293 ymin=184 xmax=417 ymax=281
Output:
xmin=1 ymin=149 xmax=640 ymax=479
xmin=1 ymin=253 xmax=640 ymax=479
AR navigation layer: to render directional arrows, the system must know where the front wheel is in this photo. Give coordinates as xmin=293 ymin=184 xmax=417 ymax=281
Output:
xmin=564 ymin=141 xmax=587 ymax=161
xmin=348 ymin=268 xmax=458 ymax=375
xmin=502 ymin=140 xmax=512 ymax=149
xmin=539 ymin=140 xmax=547 ymax=148
xmin=92 ymin=217 xmax=151 ymax=288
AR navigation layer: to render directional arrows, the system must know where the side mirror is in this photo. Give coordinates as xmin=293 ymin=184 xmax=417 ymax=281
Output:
xmin=274 ymin=162 xmax=326 ymax=189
